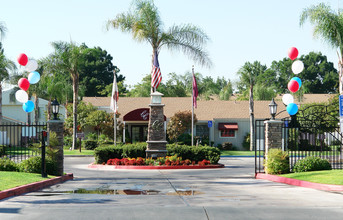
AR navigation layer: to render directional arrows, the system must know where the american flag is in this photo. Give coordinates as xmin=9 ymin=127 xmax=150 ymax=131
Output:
xmin=110 ymin=73 xmax=119 ymax=113
xmin=193 ymin=72 xmax=198 ymax=108
xmin=151 ymin=51 xmax=162 ymax=90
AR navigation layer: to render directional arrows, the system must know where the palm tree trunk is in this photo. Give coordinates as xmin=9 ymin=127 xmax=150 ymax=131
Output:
xmin=72 ymin=74 xmax=79 ymax=150
xmin=340 ymin=58 xmax=343 ymax=95
xmin=34 ymin=95 xmax=39 ymax=124
xmin=249 ymin=84 xmax=254 ymax=151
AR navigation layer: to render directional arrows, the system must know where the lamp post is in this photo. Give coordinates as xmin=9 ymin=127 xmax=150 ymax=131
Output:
xmin=51 ymin=98 xmax=60 ymax=120
xmin=269 ymin=98 xmax=277 ymax=120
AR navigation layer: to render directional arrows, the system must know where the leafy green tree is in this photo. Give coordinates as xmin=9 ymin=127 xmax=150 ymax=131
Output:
xmin=219 ymin=80 xmax=233 ymax=100
xmin=107 ymin=0 xmax=212 ymax=91
xmin=0 ymin=42 xmax=16 ymax=124
xmin=236 ymin=61 xmax=267 ymax=150
xmin=127 ymin=74 xmax=151 ymax=97
xmin=300 ymin=3 xmax=343 ymax=94
xmin=167 ymin=110 xmax=197 ymax=143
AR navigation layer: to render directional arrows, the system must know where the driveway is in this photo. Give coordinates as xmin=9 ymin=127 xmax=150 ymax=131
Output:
xmin=1 ymin=157 xmax=343 ymax=220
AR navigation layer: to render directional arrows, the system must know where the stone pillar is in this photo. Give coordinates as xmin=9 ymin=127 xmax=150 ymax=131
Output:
xmin=146 ymin=92 xmax=167 ymax=158
xmin=47 ymin=120 xmax=64 ymax=176
xmin=264 ymin=120 xmax=283 ymax=157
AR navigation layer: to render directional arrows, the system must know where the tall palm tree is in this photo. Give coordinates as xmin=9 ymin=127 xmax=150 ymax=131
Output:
xmin=237 ymin=61 xmax=267 ymax=151
xmin=300 ymin=3 xmax=343 ymax=94
xmin=106 ymin=0 xmax=212 ymax=91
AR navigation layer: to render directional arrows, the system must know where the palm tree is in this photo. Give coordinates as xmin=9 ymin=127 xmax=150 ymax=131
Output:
xmin=0 ymin=21 xmax=7 ymax=41
xmin=300 ymin=3 xmax=343 ymax=94
xmin=237 ymin=61 xmax=267 ymax=151
xmin=0 ymin=43 xmax=16 ymax=124
xmin=106 ymin=0 xmax=212 ymax=91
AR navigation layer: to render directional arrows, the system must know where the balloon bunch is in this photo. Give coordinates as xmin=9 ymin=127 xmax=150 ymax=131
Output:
xmin=16 ymin=53 xmax=41 ymax=113
xmin=282 ymin=47 xmax=304 ymax=116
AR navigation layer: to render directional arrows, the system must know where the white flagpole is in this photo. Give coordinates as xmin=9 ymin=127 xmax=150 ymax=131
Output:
xmin=114 ymin=113 xmax=117 ymax=146
xmin=192 ymin=65 xmax=194 ymax=146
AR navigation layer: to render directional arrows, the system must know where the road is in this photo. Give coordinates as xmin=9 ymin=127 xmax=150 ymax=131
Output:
xmin=1 ymin=157 xmax=343 ymax=220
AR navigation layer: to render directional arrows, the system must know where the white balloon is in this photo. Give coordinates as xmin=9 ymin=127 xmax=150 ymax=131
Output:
xmin=25 ymin=59 xmax=38 ymax=72
xmin=15 ymin=90 xmax=28 ymax=103
xmin=282 ymin=94 xmax=294 ymax=106
xmin=292 ymin=60 xmax=304 ymax=74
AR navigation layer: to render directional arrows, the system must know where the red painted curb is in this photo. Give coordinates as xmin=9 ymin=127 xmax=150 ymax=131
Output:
xmin=88 ymin=163 xmax=224 ymax=170
xmin=0 ymin=173 xmax=73 ymax=200
xmin=256 ymin=173 xmax=343 ymax=191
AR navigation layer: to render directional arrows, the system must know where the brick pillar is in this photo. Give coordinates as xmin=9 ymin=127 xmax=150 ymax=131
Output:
xmin=146 ymin=103 xmax=167 ymax=158
xmin=264 ymin=120 xmax=283 ymax=157
xmin=47 ymin=120 xmax=64 ymax=176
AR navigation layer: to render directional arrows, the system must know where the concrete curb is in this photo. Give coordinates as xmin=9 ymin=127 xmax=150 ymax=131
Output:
xmin=0 ymin=173 xmax=74 ymax=200
xmin=256 ymin=173 xmax=343 ymax=191
xmin=88 ymin=163 xmax=224 ymax=170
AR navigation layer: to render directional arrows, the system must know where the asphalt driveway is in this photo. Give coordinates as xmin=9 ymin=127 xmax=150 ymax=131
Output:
xmin=1 ymin=157 xmax=343 ymax=220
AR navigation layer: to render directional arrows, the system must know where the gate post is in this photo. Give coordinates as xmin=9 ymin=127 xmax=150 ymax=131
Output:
xmin=264 ymin=120 xmax=283 ymax=158
xmin=47 ymin=120 xmax=64 ymax=176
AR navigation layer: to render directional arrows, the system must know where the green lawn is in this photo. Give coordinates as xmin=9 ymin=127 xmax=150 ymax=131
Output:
xmin=63 ymin=149 xmax=94 ymax=156
xmin=280 ymin=170 xmax=343 ymax=185
xmin=0 ymin=171 xmax=53 ymax=191
xmin=220 ymin=150 xmax=255 ymax=156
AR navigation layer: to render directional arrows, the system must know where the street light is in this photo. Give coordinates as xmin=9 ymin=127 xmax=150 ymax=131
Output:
xmin=269 ymin=98 xmax=277 ymax=120
xmin=51 ymin=98 xmax=60 ymax=120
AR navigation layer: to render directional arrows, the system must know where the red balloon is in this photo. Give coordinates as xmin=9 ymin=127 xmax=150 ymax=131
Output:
xmin=18 ymin=78 xmax=30 ymax=91
xmin=288 ymin=47 xmax=298 ymax=60
xmin=288 ymin=80 xmax=299 ymax=93
xmin=17 ymin=53 xmax=28 ymax=66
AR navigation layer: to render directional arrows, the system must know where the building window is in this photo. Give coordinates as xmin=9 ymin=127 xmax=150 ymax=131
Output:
xmin=220 ymin=129 xmax=235 ymax=137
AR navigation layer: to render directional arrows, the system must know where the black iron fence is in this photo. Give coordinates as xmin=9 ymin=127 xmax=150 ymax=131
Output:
xmin=0 ymin=122 xmax=47 ymax=163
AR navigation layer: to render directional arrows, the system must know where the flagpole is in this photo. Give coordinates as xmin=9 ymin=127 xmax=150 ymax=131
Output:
xmin=114 ymin=112 xmax=117 ymax=146
xmin=192 ymin=65 xmax=194 ymax=146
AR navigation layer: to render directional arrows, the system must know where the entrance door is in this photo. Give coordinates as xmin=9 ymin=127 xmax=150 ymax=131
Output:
xmin=131 ymin=125 xmax=148 ymax=143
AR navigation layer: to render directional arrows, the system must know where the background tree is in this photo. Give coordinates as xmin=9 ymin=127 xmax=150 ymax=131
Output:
xmin=167 ymin=110 xmax=197 ymax=143
xmin=236 ymin=61 xmax=266 ymax=151
xmin=107 ymin=0 xmax=212 ymax=91
xmin=300 ymin=3 xmax=343 ymax=94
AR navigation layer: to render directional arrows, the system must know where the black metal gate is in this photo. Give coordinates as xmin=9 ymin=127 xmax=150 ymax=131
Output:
xmin=0 ymin=122 xmax=47 ymax=163
xmin=255 ymin=103 xmax=343 ymax=174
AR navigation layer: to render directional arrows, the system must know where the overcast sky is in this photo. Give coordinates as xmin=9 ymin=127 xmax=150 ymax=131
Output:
xmin=1 ymin=0 xmax=342 ymax=88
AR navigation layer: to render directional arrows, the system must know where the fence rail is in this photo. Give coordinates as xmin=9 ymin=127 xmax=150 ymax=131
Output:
xmin=0 ymin=122 xmax=47 ymax=163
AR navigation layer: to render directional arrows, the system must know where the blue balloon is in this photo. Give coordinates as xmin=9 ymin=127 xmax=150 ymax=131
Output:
xmin=28 ymin=71 xmax=40 ymax=84
xmin=23 ymin=100 xmax=35 ymax=113
xmin=291 ymin=77 xmax=302 ymax=89
xmin=287 ymin=103 xmax=298 ymax=115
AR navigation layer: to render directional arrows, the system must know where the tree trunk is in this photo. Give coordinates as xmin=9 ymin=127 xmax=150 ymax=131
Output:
xmin=34 ymin=95 xmax=39 ymax=124
xmin=72 ymin=74 xmax=79 ymax=150
xmin=249 ymin=84 xmax=254 ymax=151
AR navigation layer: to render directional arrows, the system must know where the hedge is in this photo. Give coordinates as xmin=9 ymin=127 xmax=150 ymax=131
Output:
xmin=293 ymin=156 xmax=332 ymax=172
xmin=94 ymin=143 xmax=221 ymax=164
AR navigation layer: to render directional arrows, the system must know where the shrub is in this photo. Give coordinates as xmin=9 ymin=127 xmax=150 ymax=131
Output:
xmin=0 ymin=157 xmax=19 ymax=171
xmin=18 ymin=156 xmax=58 ymax=175
xmin=221 ymin=142 xmax=233 ymax=150
xmin=242 ymin=133 xmax=250 ymax=150
xmin=264 ymin=148 xmax=290 ymax=174
xmin=84 ymin=140 xmax=98 ymax=150
xmin=293 ymin=156 xmax=332 ymax=172
xmin=95 ymin=145 xmax=124 ymax=164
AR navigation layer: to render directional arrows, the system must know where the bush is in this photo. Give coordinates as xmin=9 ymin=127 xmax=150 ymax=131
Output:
xmin=0 ymin=145 xmax=6 ymax=157
xmin=242 ymin=133 xmax=250 ymax=150
xmin=84 ymin=140 xmax=98 ymax=150
xmin=293 ymin=156 xmax=332 ymax=172
xmin=0 ymin=157 xmax=19 ymax=171
xmin=18 ymin=156 xmax=58 ymax=175
xmin=94 ymin=143 xmax=221 ymax=164
xmin=221 ymin=142 xmax=233 ymax=150
xmin=264 ymin=148 xmax=290 ymax=174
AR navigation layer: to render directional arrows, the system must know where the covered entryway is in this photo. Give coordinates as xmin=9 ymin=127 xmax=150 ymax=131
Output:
xmin=123 ymin=108 xmax=166 ymax=143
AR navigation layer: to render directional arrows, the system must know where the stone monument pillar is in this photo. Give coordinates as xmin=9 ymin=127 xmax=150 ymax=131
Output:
xmin=146 ymin=91 xmax=167 ymax=158
xmin=264 ymin=119 xmax=283 ymax=157
xmin=47 ymin=120 xmax=64 ymax=176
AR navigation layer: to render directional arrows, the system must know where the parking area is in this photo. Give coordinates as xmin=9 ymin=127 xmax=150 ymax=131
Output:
xmin=1 ymin=157 xmax=343 ymax=220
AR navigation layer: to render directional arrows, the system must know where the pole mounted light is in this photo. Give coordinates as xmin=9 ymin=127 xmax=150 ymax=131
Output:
xmin=51 ymin=98 xmax=60 ymax=120
xmin=269 ymin=98 xmax=277 ymax=120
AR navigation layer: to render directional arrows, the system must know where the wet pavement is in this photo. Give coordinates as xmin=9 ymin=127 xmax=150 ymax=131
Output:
xmin=1 ymin=157 xmax=343 ymax=219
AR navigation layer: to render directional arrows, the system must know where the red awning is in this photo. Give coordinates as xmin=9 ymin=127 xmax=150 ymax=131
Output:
xmin=123 ymin=108 xmax=166 ymax=121
xmin=218 ymin=123 xmax=238 ymax=130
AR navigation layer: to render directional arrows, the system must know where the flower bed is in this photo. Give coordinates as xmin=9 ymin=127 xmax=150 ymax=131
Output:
xmin=89 ymin=155 xmax=224 ymax=170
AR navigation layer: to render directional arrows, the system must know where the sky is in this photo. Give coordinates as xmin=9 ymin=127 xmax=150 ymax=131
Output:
xmin=1 ymin=0 xmax=342 ymax=88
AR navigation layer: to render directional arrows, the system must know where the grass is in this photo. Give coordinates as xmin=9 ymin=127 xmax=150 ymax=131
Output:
xmin=0 ymin=171 xmax=53 ymax=191
xmin=220 ymin=150 xmax=255 ymax=156
xmin=280 ymin=170 xmax=343 ymax=185
xmin=63 ymin=149 xmax=94 ymax=156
